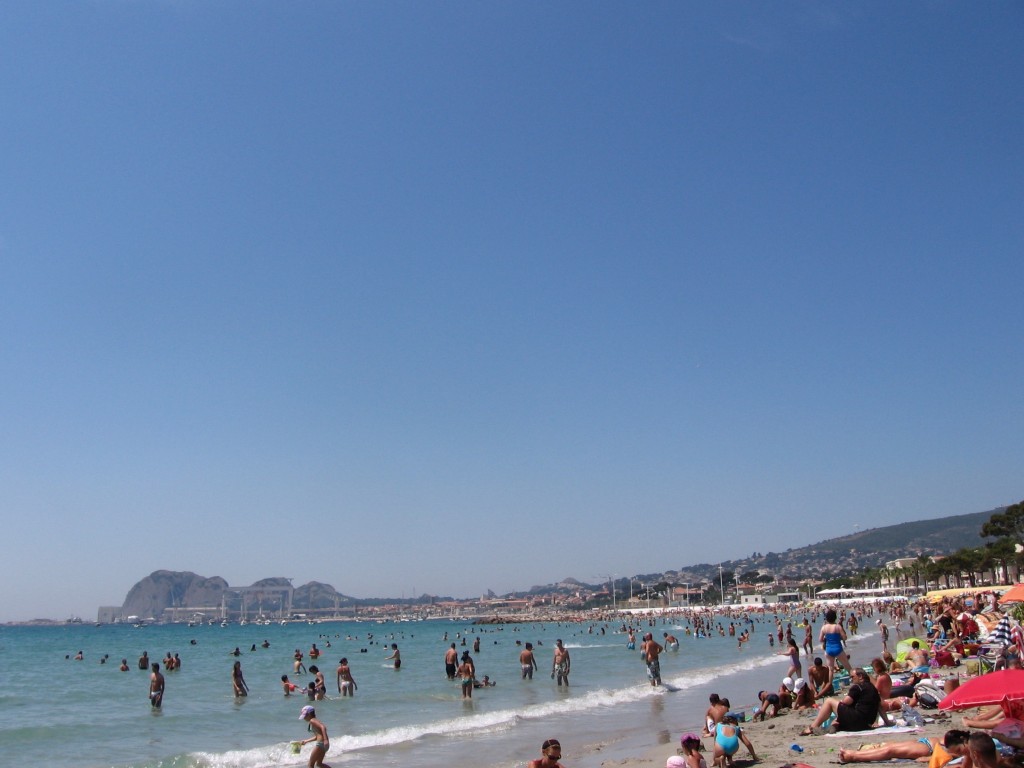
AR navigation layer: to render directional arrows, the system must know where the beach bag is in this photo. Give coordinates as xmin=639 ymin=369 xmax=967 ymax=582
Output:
xmin=915 ymin=681 xmax=945 ymax=709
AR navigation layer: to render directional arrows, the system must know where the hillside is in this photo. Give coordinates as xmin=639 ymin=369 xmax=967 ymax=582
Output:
xmin=527 ymin=507 xmax=1004 ymax=595
xmin=682 ymin=507 xmax=999 ymax=585
xmin=118 ymin=506 xmax=1006 ymax=618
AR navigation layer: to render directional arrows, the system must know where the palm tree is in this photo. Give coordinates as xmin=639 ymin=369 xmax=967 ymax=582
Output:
xmin=914 ymin=555 xmax=932 ymax=591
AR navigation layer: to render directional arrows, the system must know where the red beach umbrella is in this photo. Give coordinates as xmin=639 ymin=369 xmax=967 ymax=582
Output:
xmin=999 ymin=584 xmax=1024 ymax=604
xmin=938 ymin=669 xmax=1024 ymax=718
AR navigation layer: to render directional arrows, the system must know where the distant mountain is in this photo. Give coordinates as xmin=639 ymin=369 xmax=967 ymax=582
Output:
xmin=119 ymin=571 xmax=359 ymax=620
xmin=121 ymin=571 xmax=229 ymax=619
xmin=117 ymin=506 xmax=1007 ymax=617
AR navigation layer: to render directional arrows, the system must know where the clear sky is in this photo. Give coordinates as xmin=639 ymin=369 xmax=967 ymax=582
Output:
xmin=1 ymin=2 xmax=1021 ymax=622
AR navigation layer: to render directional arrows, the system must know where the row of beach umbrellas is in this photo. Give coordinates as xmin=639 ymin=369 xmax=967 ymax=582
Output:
xmin=941 ymin=588 xmax=1023 ymax=717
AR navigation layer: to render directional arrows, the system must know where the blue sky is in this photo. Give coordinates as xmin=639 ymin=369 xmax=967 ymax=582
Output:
xmin=1 ymin=2 xmax=1021 ymax=622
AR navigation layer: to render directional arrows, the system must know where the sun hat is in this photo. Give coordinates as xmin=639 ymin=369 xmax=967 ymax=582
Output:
xmin=667 ymin=757 xmax=687 ymax=767
xmin=299 ymin=705 xmax=315 ymax=719
xmin=794 ymin=677 xmax=806 ymax=691
xmin=782 ymin=676 xmax=794 ymax=691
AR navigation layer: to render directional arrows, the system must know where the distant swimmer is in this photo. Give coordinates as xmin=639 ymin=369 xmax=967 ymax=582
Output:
xmin=385 ymin=643 xmax=401 ymax=669
xmin=138 ymin=651 xmax=149 ymax=670
xmin=294 ymin=648 xmax=307 ymax=675
xmin=149 ymin=663 xmax=165 ymax=708
xmin=663 ymin=632 xmax=680 ymax=650
xmin=520 ymin=642 xmax=538 ymax=679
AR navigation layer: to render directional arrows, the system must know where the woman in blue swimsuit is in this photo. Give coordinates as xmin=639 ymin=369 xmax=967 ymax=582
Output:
xmin=818 ymin=608 xmax=851 ymax=686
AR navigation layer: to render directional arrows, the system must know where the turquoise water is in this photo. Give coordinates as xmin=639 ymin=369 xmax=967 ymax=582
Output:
xmin=0 ymin=613 xmax=879 ymax=768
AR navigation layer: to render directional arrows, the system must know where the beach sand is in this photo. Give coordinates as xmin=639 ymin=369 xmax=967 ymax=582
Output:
xmin=591 ymin=707 xmax=963 ymax=768
xmin=567 ymin=627 xmax=977 ymax=768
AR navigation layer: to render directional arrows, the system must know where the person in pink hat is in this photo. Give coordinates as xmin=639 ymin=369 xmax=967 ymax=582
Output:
xmin=678 ymin=732 xmax=707 ymax=768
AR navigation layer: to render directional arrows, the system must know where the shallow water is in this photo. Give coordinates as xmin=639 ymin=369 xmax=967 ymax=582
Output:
xmin=0 ymin=613 xmax=882 ymax=768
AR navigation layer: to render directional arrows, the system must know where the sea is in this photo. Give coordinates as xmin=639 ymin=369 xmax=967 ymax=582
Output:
xmin=0 ymin=612 xmax=883 ymax=768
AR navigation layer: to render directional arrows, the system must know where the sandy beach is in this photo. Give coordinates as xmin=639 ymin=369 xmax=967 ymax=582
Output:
xmin=598 ymin=705 xmax=964 ymax=768
xmin=567 ymin=625 xmax=980 ymax=768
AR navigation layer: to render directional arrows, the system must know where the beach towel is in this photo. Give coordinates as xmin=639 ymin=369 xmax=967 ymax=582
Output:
xmin=824 ymin=726 xmax=922 ymax=738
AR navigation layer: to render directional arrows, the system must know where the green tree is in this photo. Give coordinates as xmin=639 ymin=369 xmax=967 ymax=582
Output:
xmin=914 ymin=554 xmax=932 ymax=590
xmin=981 ymin=501 xmax=1024 ymax=544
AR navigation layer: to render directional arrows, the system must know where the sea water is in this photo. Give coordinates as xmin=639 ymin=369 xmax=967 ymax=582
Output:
xmin=0 ymin=615 xmax=880 ymax=768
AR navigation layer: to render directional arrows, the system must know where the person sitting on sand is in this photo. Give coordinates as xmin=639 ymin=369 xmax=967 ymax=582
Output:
xmin=800 ymin=667 xmax=885 ymax=735
xmin=778 ymin=677 xmax=794 ymax=709
xmin=907 ymin=641 xmax=931 ymax=672
xmin=529 ymin=738 xmax=565 ymax=768
xmin=884 ymin=650 xmax=910 ymax=673
xmin=711 ymin=715 xmax=757 ymax=768
xmin=808 ymin=656 xmax=833 ymax=700
xmin=837 ymin=729 xmax=970 ymax=768
xmin=792 ymin=677 xmax=815 ymax=710
xmin=870 ymin=657 xmax=916 ymax=710
xmin=679 ymin=733 xmax=708 ymax=768
xmin=704 ymin=693 xmax=729 ymax=736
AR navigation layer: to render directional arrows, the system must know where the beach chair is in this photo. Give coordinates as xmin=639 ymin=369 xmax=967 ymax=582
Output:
xmin=974 ymin=644 xmax=1004 ymax=673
